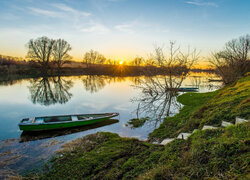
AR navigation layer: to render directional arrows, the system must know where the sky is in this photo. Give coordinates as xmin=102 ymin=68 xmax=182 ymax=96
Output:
xmin=0 ymin=0 xmax=249 ymax=62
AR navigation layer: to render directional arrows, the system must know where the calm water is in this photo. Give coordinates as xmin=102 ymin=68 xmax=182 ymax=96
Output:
xmin=0 ymin=73 xmax=222 ymax=175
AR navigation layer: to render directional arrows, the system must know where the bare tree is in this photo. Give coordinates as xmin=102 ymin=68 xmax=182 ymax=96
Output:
xmin=26 ymin=36 xmax=55 ymax=71
xmin=52 ymin=39 xmax=72 ymax=69
xmin=147 ymin=42 xmax=199 ymax=88
xmin=130 ymin=42 xmax=199 ymax=128
xmin=210 ymin=34 xmax=250 ymax=84
xmin=131 ymin=56 xmax=144 ymax=66
xmin=83 ymin=50 xmax=106 ymax=67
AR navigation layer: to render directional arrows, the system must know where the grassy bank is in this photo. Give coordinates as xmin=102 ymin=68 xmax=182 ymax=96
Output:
xmin=28 ymin=74 xmax=249 ymax=179
xmin=150 ymin=74 xmax=250 ymax=141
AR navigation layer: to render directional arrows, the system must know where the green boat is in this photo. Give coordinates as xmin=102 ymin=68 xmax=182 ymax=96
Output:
xmin=19 ymin=112 xmax=119 ymax=132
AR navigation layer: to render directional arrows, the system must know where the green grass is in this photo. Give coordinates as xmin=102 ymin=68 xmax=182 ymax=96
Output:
xmin=30 ymin=74 xmax=250 ymax=179
xmin=149 ymin=74 xmax=250 ymax=141
xmin=126 ymin=117 xmax=149 ymax=128
xmin=139 ymin=123 xmax=250 ymax=179
xmin=38 ymin=132 xmax=164 ymax=180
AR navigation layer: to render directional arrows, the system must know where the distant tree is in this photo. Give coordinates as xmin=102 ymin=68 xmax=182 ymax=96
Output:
xmin=26 ymin=36 xmax=55 ymax=71
xmin=131 ymin=57 xmax=144 ymax=66
xmin=210 ymin=34 xmax=250 ymax=84
xmin=106 ymin=59 xmax=113 ymax=65
xmin=52 ymin=39 xmax=72 ymax=69
xmin=144 ymin=58 xmax=156 ymax=66
xmin=150 ymin=42 xmax=198 ymax=71
xmin=83 ymin=50 xmax=106 ymax=67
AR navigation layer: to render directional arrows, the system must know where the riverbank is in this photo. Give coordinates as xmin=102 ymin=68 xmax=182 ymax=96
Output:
xmin=0 ymin=61 xmax=215 ymax=78
xmin=24 ymin=74 xmax=249 ymax=179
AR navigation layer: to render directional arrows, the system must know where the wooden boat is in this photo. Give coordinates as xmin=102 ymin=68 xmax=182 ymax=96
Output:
xmin=19 ymin=113 xmax=119 ymax=132
xmin=164 ymin=87 xmax=199 ymax=92
xmin=20 ymin=119 xmax=119 ymax=142
xmin=178 ymin=87 xmax=199 ymax=92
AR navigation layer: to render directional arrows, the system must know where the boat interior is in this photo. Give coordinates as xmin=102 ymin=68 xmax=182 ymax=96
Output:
xmin=20 ymin=113 xmax=116 ymax=124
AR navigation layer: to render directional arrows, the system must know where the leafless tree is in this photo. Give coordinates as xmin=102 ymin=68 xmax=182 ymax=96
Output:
xmin=52 ymin=39 xmax=72 ymax=69
xmin=146 ymin=42 xmax=199 ymax=89
xmin=26 ymin=36 xmax=55 ymax=71
xmin=209 ymin=34 xmax=250 ymax=84
xmin=130 ymin=42 xmax=199 ymax=127
xmin=131 ymin=56 xmax=144 ymax=66
xmin=83 ymin=50 xmax=106 ymax=67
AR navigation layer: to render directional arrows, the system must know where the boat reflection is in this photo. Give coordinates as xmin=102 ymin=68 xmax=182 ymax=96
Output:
xmin=20 ymin=119 xmax=119 ymax=142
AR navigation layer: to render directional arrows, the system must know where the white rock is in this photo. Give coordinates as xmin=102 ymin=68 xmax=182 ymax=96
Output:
xmin=221 ymin=121 xmax=233 ymax=127
xmin=192 ymin=129 xmax=198 ymax=133
xmin=235 ymin=117 xmax=249 ymax=125
xmin=177 ymin=133 xmax=191 ymax=140
xmin=160 ymin=138 xmax=175 ymax=145
xmin=202 ymin=125 xmax=218 ymax=130
xmin=152 ymin=141 xmax=160 ymax=145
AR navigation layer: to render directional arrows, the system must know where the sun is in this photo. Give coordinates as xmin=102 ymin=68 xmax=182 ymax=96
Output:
xmin=119 ymin=61 xmax=124 ymax=65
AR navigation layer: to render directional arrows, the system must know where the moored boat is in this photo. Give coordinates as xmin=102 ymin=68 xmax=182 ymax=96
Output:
xmin=178 ymin=87 xmax=199 ymax=92
xmin=19 ymin=112 xmax=119 ymax=131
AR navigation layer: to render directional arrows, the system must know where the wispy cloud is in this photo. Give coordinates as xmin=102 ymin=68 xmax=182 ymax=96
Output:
xmin=114 ymin=22 xmax=136 ymax=33
xmin=28 ymin=3 xmax=109 ymax=34
xmin=28 ymin=3 xmax=91 ymax=18
xmin=79 ymin=21 xmax=110 ymax=33
xmin=186 ymin=0 xmax=218 ymax=7
xmin=52 ymin=3 xmax=91 ymax=17
xmin=28 ymin=7 xmax=64 ymax=18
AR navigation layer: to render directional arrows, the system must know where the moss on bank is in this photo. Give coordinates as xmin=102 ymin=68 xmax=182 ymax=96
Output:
xmin=31 ymin=74 xmax=250 ymax=179
xmin=149 ymin=74 xmax=250 ymax=141
xmin=139 ymin=123 xmax=250 ymax=179
xmin=38 ymin=133 xmax=164 ymax=180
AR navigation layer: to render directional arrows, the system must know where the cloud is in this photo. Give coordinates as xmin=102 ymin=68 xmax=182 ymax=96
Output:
xmin=79 ymin=21 xmax=110 ymax=33
xmin=28 ymin=3 xmax=91 ymax=19
xmin=52 ymin=3 xmax=91 ymax=17
xmin=161 ymin=29 xmax=170 ymax=33
xmin=28 ymin=3 xmax=108 ymax=34
xmin=114 ymin=22 xmax=135 ymax=33
xmin=28 ymin=7 xmax=64 ymax=18
xmin=186 ymin=0 xmax=218 ymax=7
xmin=1 ymin=13 xmax=20 ymax=20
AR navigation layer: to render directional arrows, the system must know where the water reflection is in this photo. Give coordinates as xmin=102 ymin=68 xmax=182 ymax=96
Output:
xmin=82 ymin=75 xmax=106 ymax=93
xmin=20 ymin=119 xmax=119 ymax=142
xmin=28 ymin=76 xmax=73 ymax=106
xmin=129 ymin=75 xmax=186 ymax=128
xmin=188 ymin=75 xmax=222 ymax=91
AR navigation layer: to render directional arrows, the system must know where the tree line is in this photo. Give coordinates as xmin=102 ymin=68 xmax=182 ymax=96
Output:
xmin=2 ymin=34 xmax=248 ymax=83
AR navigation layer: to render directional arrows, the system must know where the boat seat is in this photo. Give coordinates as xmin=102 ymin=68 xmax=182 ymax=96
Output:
xmin=44 ymin=116 xmax=71 ymax=122
xmin=71 ymin=116 xmax=78 ymax=121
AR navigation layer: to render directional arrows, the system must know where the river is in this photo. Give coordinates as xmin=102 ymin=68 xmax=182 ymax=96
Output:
xmin=0 ymin=72 xmax=222 ymax=176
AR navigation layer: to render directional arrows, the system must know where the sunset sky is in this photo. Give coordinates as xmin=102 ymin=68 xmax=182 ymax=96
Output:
xmin=0 ymin=0 xmax=249 ymax=62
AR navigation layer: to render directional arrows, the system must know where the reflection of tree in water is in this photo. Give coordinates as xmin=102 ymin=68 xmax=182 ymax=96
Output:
xmin=29 ymin=76 xmax=73 ymax=106
xmin=129 ymin=76 xmax=142 ymax=86
xmin=82 ymin=75 xmax=127 ymax=93
xmin=188 ymin=75 xmax=222 ymax=91
xmin=82 ymin=75 xmax=106 ymax=93
xmin=189 ymin=76 xmax=202 ymax=88
xmin=130 ymin=76 xmax=183 ymax=128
